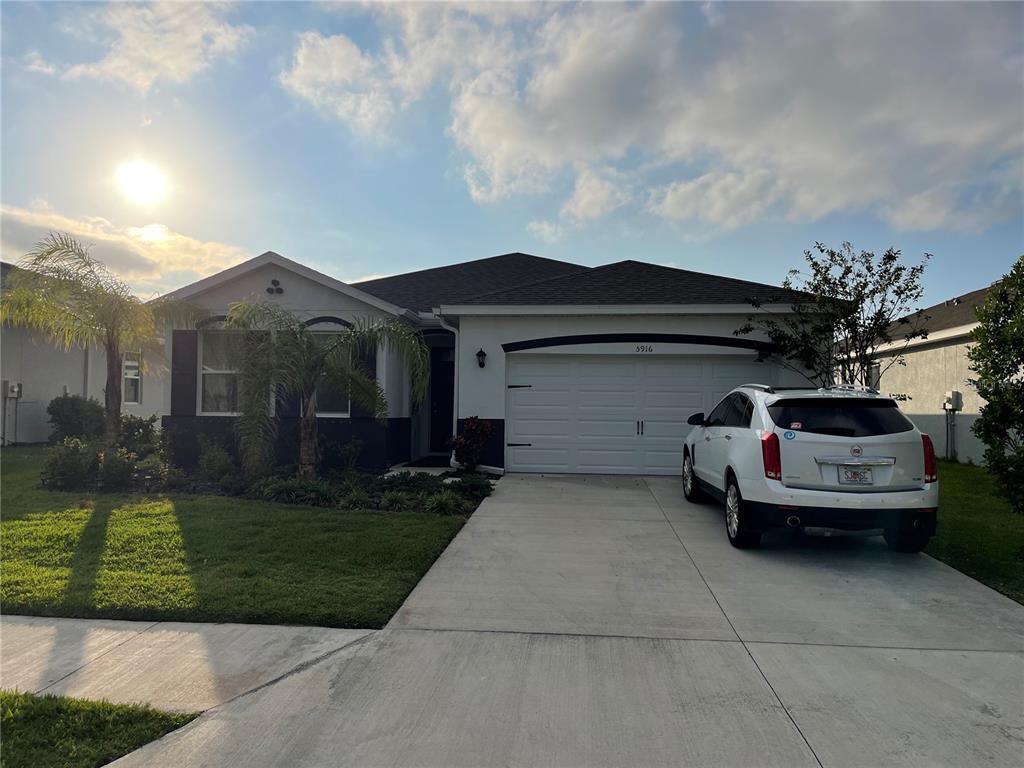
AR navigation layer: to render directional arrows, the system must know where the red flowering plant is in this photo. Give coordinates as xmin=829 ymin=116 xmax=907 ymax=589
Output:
xmin=448 ymin=416 xmax=495 ymax=472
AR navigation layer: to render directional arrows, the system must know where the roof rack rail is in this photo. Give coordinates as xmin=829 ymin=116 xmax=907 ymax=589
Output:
xmin=740 ymin=383 xmax=775 ymax=393
xmin=824 ymin=384 xmax=881 ymax=394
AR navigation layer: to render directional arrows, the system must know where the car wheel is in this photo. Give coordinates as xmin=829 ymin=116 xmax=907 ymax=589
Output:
xmin=682 ymin=451 xmax=705 ymax=503
xmin=725 ymin=476 xmax=762 ymax=549
xmin=884 ymin=527 xmax=931 ymax=553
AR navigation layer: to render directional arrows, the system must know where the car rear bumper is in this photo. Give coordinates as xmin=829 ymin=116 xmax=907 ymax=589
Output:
xmin=744 ymin=500 xmax=937 ymax=534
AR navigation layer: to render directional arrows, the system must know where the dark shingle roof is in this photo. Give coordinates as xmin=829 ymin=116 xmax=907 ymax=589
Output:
xmin=450 ymin=260 xmax=810 ymax=306
xmin=901 ymin=284 xmax=993 ymax=336
xmin=353 ymin=252 xmax=587 ymax=312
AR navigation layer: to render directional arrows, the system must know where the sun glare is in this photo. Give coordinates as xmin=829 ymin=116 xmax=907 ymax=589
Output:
xmin=115 ymin=160 xmax=168 ymax=206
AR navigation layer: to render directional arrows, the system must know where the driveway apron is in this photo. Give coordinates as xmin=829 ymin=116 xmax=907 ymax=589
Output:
xmin=116 ymin=474 xmax=1024 ymax=768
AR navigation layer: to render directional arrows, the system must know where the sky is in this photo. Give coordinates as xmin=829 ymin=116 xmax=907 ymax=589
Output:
xmin=1 ymin=1 xmax=1021 ymax=305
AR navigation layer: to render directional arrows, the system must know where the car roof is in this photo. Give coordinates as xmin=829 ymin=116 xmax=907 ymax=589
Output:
xmin=735 ymin=384 xmax=890 ymax=402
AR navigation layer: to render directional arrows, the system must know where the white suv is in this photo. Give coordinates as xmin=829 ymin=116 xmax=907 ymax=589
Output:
xmin=682 ymin=384 xmax=938 ymax=552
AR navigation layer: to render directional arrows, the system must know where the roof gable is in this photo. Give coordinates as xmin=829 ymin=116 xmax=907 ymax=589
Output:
xmin=448 ymin=259 xmax=809 ymax=306
xmin=353 ymin=252 xmax=587 ymax=312
xmin=161 ymin=251 xmax=410 ymax=317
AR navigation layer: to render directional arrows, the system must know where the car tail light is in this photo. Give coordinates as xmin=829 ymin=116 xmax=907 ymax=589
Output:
xmin=922 ymin=434 xmax=937 ymax=483
xmin=761 ymin=431 xmax=782 ymax=480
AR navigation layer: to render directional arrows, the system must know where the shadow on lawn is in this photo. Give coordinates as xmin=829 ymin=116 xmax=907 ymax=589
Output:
xmin=64 ymin=498 xmax=116 ymax=607
xmin=37 ymin=497 xmax=117 ymax=694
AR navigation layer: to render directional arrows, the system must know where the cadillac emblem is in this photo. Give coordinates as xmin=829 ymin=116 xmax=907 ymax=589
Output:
xmin=850 ymin=444 xmax=863 ymax=457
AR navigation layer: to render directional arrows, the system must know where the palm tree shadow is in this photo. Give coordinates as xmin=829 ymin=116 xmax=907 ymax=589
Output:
xmin=36 ymin=497 xmax=116 ymax=693
xmin=64 ymin=497 xmax=116 ymax=607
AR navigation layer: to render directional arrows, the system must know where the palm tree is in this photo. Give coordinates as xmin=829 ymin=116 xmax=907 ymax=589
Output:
xmin=1 ymin=232 xmax=199 ymax=442
xmin=225 ymin=299 xmax=429 ymax=478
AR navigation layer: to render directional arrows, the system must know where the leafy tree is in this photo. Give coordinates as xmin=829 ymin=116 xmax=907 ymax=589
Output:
xmin=968 ymin=256 xmax=1024 ymax=513
xmin=1 ymin=233 xmax=199 ymax=442
xmin=225 ymin=300 xmax=429 ymax=478
xmin=736 ymin=242 xmax=930 ymax=387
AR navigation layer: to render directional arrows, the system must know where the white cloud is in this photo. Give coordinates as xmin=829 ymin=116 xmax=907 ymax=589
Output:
xmin=527 ymin=219 xmax=565 ymax=243
xmin=23 ymin=51 xmax=57 ymax=76
xmin=561 ymin=169 xmax=628 ymax=222
xmin=1 ymin=203 xmax=248 ymax=296
xmin=651 ymin=170 xmax=782 ymax=230
xmin=279 ymin=31 xmax=394 ymax=136
xmin=279 ymin=2 xmax=1023 ymax=236
xmin=64 ymin=2 xmax=252 ymax=93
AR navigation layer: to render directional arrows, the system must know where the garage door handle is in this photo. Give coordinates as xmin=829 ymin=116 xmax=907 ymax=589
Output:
xmin=640 ymin=420 xmax=644 ymax=436
xmin=507 ymin=384 xmax=532 ymax=389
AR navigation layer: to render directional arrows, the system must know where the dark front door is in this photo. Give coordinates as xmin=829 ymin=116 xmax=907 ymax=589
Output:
xmin=429 ymin=347 xmax=455 ymax=452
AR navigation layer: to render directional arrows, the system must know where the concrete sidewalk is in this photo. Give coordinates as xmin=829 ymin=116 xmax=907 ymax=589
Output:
xmin=108 ymin=474 xmax=1024 ymax=767
xmin=1 ymin=615 xmax=372 ymax=712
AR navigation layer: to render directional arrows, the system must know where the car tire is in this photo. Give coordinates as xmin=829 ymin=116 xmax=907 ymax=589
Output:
xmin=884 ymin=528 xmax=931 ymax=553
xmin=682 ymin=451 xmax=706 ymax=503
xmin=725 ymin=475 xmax=762 ymax=549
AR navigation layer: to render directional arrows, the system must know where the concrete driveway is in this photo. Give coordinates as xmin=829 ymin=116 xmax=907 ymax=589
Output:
xmin=117 ymin=475 xmax=1024 ymax=768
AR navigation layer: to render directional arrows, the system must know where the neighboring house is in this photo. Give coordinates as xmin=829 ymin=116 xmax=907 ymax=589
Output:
xmin=158 ymin=251 xmax=809 ymax=475
xmin=871 ymin=284 xmax=993 ymax=464
xmin=0 ymin=262 xmax=165 ymax=444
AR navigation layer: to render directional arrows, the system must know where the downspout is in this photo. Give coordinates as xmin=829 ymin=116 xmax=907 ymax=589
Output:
xmin=435 ymin=312 xmax=459 ymax=468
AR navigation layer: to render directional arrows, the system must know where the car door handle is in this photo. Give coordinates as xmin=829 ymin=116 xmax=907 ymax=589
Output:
xmin=724 ymin=434 xmax=732 ymax=441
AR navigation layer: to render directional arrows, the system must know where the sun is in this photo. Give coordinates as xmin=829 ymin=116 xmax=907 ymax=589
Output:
xmin=115 ymin=160 xmax=168 ymax=206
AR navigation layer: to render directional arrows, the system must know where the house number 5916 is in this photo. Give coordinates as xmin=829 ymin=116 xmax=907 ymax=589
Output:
xmin=636 ymin=344 xmax=654 ymax=353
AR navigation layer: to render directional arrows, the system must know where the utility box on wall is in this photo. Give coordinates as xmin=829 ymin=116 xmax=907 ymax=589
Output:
xmin=943 ymin=390 xmax=963 ymax=411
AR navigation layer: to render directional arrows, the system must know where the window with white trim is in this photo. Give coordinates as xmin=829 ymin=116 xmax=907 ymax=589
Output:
xmin=200 ymin=331 xmax=239 ymax=413
xmin=123 ymin=352 xmax=141 ymax=404
xmin=313 ymin=333 xmax=350 ymax=417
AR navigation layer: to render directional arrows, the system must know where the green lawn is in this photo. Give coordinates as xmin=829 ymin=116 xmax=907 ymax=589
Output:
xmin=1 ymin=447 xmax=464 ymax=628
xmin=0 ymin=690 xmax=195 ymax=768
xmin=927 ymin=460 xmax=1024 ymax=604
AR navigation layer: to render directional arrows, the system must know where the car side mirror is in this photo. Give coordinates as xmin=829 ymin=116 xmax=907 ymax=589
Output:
xmin=687 ymin=412 xmax=705 ymax=426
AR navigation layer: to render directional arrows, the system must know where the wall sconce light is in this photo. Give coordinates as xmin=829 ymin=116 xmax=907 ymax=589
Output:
xmin=476 ymin=348 xmax=487 ymax=368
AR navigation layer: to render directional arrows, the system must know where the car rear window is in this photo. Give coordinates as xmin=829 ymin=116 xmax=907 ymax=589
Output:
xmin=767 ymin=398 xmax=914 ymax=437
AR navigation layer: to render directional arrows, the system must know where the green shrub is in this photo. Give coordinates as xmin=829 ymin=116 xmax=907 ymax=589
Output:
xmin=450 ymin=473 xmax=493 ymax=501
xmin=380 ymin=490 xmax=415 ymax=511
xmin=219 ymin=473 xmax=248 ymax=496
xmin=249 ymin=476 xmax=339 ymax=507
xmin=161 ymin=464 xmax=188 ymax=490
xmin=99 ymin=447 xmax=137 ymax=490
xmin=338 ymin=438 xmax=363 ymax=471
xmin=339 ymin=488 xmax=375 ymax=510
xmin=378 ymin=471 xmax=446 ymax=495
xmin=197 ymin=441 xmax=235 ymax=484
xmin=119 ymin=414 xmax=160 ymax=457
xmin=46 ymin=394 xmax=105 ymax=443
xmin=424 ymin=489 xmax=465 ymax=516
xmin=40 ymin=437 xmax=98 ymax=490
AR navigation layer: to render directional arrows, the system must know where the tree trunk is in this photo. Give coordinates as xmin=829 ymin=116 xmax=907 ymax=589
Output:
xmin=299 ymin=393 xmax=319 ymax=479
xmin=103 ymin=337 xmax=122 ymax=445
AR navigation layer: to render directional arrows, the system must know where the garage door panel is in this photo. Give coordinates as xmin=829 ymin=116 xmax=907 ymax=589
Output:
xmin=507 ymin=354 xmax=766 ymax=475
xmin=578 ymin=418 xmax=637 ymax=438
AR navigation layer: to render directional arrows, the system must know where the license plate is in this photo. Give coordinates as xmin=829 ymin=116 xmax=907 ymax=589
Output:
xmin=839 ymin=466 xmax=873 ymax=485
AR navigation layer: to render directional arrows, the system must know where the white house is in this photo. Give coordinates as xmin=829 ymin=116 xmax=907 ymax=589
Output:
xmin=0 ymin=262 xmax=165 ymax=444
xmin=153 ymin=251 xmax=809 ymax=474
xmin=872 ymin=284 xmax=993 ymax=464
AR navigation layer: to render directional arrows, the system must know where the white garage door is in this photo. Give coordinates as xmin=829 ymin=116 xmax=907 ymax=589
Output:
xmin=505 ymin=354 xmax=768 ymax=475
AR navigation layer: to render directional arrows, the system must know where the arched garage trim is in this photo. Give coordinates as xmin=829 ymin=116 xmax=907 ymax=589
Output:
xmin=501 ymin=333 xmax=776 ymax=354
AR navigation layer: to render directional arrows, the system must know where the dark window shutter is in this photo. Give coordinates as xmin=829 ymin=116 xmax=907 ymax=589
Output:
xmin=350 ymin=346 xmax=377 ymax=418
xmin=171 ymin=330 xmax=198 ymax=416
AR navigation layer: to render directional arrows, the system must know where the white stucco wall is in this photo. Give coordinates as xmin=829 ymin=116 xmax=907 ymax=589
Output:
xmin=454 ymin=313 xmax=805 ymax=420
xmin=184 ymin=263 xmax=407 ymax=416
xmin=0 ymin=326 xmax=165 ymax=443
xmin=876 ymin=337 xmax=985 ymax=463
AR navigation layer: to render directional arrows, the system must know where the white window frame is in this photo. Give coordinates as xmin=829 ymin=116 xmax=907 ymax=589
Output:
xmin=198 ymin=330 xmax=240 ymax=416
xmin=122 ymin=351 xmax=142 ymax=404
xmin=310 ymin=331 xmax=351 ymax=419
